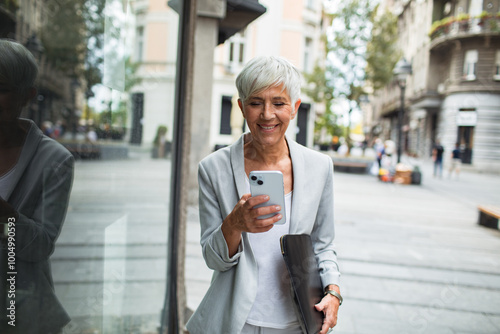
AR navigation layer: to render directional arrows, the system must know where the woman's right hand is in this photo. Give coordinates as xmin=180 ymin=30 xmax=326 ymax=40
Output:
xmin=221 ymin=193 xmax=282 ymax=257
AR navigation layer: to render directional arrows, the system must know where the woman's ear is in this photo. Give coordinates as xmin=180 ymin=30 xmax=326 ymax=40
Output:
xmin=291 ymin=99 xmax=301 ymax=120
xmin=238 ymin=99 xmax=245 ymax=116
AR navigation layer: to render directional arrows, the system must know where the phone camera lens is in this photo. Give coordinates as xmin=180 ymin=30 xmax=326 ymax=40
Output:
xmin=257 ymin=180 xmax=263 ymax=185
xmin=251 ymin=175 xmax=257 ymax=181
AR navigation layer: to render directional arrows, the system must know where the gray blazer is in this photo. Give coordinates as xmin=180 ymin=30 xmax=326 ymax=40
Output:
xmin=186 ymin=134 xmax=340 ymax=334
xmin=1 ymin=120 xmax=73 ymax=333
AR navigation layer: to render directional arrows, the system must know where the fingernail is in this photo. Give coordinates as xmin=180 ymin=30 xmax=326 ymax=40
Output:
xmin=275 ymin=206 xmax=281 ymax=211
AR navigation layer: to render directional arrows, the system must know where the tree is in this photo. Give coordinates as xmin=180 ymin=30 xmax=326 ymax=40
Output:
xmin=41 ymin=0 xmax=105 ymax=86
xmin=82 ymin=0 xmax=106 ymax=92
xmin=366 ymin=5 xmax=401 ymax=91
xmin=325 ymin=0 xmax=375 ymax=150
xmin=303 ymin=62 xmax=344 ymax=145
xmin=40 ymin=0 xmax=87 ymax=76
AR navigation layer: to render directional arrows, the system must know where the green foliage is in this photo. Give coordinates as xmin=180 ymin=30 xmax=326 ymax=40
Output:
xmin=83 ymin=0 xmax=106 ymax=90
xmin=124 ymin=57 xmax=142 ymax=92
xmin=456 ymin=13 xmax=470 ymax=22
xmin=327 ymin=0 xmax=374 ymax=102
xmin=40 ymin=0 xmax=105 ymax=88
xmin=1 ymin=0 xmax=19 ymax=10
xmin=308 ymin=0 xmax=375 ymax=147
xmin=303 ymin=61 xmax=334 ymax=107
xmin=324 ymin=0 xmax=374 ymax=149
xmin=366 ymin=6 xmax=401 ymax=91
xmin=40 ymin=0 xmax=87 ymax=76
xmin=314 ymin=111 xmax=344 ymax=142
xmin=428 ymin=16 xmax=456 ymax=38
xmin=304 ymin=61 xmax=342 ymax=145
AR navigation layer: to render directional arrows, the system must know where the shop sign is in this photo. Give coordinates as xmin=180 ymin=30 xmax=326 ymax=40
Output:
xmin=456 ymin=111 xmax=477 ymax=126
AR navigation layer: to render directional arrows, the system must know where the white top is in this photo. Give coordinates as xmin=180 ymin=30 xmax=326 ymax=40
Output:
xmin=245 ymin=184 xmax=299 ymax=329
xmin=0 ymin=166 xmax=17 ymax=200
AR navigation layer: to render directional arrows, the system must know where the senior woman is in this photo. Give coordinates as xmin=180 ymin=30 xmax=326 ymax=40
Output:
xmin=0 ymin=39 xmax=73 ymax=333
xmin=186 ymin=56 xmax=341 ymax=334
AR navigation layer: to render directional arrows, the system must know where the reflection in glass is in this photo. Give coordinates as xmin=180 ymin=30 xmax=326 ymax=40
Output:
xmin=0 ymin=0 xmax=180 ymax=332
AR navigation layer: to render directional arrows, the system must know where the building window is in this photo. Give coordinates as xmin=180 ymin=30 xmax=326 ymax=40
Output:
xmin=136 ymin=26 xmax=144 ymax=62
xmin=494 ymin=50 xmax=500 ymax=81
xmin=239 ymin=43 xmax=245 ymax=64
xmin=306 ymin=0 xmax=315 ymax=10
xmin=463 ymin=50 xmax=478 ymax=81
xmin=220 ymin=96 xmax=232 ymax=135
xmin=468 ymin=0 xmax=483 ymax=17
xmin=229 ymin=42 xmax=234 ymax=62
xmin=226 ymin=33 xmax=246 ymax=73
xmin=303 ymin=37 xmax=312 ymax=73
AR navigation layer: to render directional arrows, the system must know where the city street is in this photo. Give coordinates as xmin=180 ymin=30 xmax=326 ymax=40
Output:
xmin=51 ymin=151 xmax=500 ymax=334
xmin=185 ymin=158 xmax=500 ymax=334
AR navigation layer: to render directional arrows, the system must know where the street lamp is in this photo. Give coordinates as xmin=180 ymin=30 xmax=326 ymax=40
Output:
xmin=393 ymin=58 xmax=412 ymax=163
xmin=25 ymin=33 xmax=44 ymax=62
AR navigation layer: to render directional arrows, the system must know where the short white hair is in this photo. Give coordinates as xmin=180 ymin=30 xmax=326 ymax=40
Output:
xmin=0 ymin=39 xmax=38 ymax=94
xmin=236 ymin=56 xmax=301 ymax=104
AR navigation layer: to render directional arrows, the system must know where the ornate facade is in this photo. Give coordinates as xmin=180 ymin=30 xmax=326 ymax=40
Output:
xmin=370 ymin=0 xmax=500 ymax=172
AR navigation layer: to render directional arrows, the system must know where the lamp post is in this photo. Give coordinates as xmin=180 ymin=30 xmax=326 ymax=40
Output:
xmin=393 ymin=58 xmax=412 ymax=163
xmin=25 ymin=33 xmax=44 ymax=61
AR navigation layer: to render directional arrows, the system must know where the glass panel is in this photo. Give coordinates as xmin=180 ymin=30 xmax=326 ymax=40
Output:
xmin=0 ymin=0 xmax=181 ymax=332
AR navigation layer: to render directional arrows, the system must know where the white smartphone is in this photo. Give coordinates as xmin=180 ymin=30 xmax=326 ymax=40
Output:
xmin=249 ymin=170 xmax=286 ymax=225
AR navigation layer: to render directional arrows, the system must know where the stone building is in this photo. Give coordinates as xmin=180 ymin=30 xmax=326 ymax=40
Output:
xmin=370 ymin=0 xmax=500 ymax=172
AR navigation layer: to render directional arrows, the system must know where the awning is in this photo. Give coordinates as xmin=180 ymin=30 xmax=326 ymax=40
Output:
xmin=218 ymin=0 xmax=266 ymax=44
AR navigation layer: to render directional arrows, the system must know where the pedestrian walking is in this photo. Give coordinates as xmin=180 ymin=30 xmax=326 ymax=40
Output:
xmin=432 ymin=140 xmax=444 ymax=178
xmin=448 ymin=142 xmax=461 ymax=179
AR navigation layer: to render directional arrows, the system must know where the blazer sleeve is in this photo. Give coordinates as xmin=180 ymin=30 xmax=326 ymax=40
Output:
xmin=198 ymin=161 xmax=243 ymax=272
xmin=14 ymin=154 xmax=74 ymax=262
xmin=310 ymin=157 xmax=341 ymax=288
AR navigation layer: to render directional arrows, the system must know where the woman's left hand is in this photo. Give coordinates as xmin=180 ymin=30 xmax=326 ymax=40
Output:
xmin=315 ymin=286 xmax=340 ymax=334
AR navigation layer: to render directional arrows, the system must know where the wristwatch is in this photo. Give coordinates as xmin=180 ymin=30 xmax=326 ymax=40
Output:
xmin=324 ymin=288 xmax=343 ymax=306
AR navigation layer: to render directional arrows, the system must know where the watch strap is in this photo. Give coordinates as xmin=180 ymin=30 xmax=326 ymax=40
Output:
xmin=325 ymin=289 xmax=343 ymax=305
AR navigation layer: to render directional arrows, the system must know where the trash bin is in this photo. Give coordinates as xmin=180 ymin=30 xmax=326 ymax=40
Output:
xmin=411 ymin=170 xmax=422 ymax=185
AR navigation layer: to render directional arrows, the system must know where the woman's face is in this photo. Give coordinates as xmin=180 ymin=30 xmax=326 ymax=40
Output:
xmin=239 ymin=84 xmax=301 ymax=148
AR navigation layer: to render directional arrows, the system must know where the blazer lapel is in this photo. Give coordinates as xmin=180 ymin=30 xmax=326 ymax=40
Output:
xmin=230 ymin=133 xmax=248 ymax=199
xmin=287 ymin=137 xmax=305 ymax=234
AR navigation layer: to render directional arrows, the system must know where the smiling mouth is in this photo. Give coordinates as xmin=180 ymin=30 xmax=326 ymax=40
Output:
xmin=259 ymin=124 xmax=278 ymax=130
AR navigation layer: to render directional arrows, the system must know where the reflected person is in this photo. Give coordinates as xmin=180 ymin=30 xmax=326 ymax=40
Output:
xmin=0 ymin=39 xmax=74 ymax=334
xmin=186 ymin=56 xmax=341 ymax=334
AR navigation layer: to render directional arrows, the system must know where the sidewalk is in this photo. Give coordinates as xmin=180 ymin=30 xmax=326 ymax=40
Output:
xmin=184 ymin=155 xmax=500 ymax=333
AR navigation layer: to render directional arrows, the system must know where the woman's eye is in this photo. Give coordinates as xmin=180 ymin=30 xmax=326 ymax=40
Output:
xmin=274 ymin=103 xmax=284 ymax=107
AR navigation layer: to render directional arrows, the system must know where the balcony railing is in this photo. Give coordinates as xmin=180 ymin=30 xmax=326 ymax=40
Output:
xmin=429 ymin=13 xmax=500 ymax=41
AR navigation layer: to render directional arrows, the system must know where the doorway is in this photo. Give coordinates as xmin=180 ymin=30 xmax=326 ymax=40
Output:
xmin=457 ymin=126 xmax=474 ymax=164
xmin=296 ymin=103 xmax=310 ymax=146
